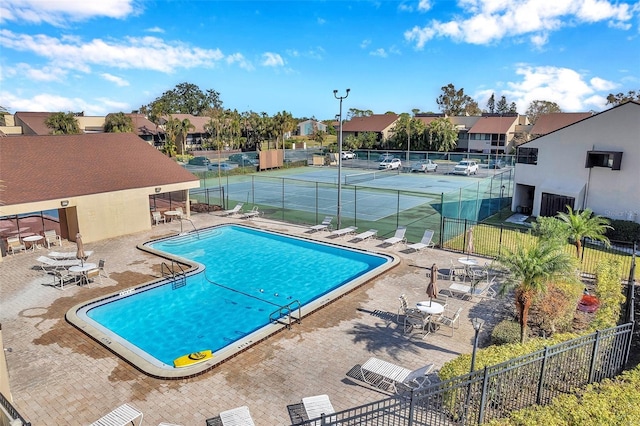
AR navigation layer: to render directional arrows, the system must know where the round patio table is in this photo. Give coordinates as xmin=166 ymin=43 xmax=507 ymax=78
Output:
xmin=23 ymin=235 xmax=44 ymax=251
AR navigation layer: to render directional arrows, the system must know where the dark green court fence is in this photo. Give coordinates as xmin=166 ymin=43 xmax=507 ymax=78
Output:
xmin=190 ymin=169 xmax=513 ymax=244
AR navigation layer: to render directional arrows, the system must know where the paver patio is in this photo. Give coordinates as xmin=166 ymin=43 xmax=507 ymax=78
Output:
xmin=0 ymin=212 xmax=502 ymax=425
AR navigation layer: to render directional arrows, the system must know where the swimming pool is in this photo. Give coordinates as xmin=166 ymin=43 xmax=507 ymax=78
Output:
xmin=68 ymin=224 xmax=396 ymax=378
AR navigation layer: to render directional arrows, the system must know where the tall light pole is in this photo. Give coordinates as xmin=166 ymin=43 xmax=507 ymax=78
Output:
xmin=470 ymin=317 xmax=484 ymax=372
xmin=333 ymin=88 xmax=350 ymax=230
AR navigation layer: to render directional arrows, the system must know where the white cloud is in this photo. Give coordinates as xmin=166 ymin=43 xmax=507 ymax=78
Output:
xmin=1 ymin=91 xmax=92 ymax=113
xmin=0 ymin=30 xmax=227 ymax=73
xmin=405 ymin=0 xmax=633 ymax=48
xmin=360 ymin=39 xmax=371 ymax=49
xmin=5 ymin=63 xmax=69 ymax=82
xmin=418 ymin=0 xmax=433 ymax=12
xmin=0 ymin=0 xmax=138 ymax=25
xmin=101 ymin=73 xmax=129 ymax=87
xmin=261 ymin=52 xmax=284 ymax=67
xmin=95 ymin=97 xmax=130 ymax=111
xmin=370 ymin=48 xmax=388 ymax=58
xmin=226 ymin=53 xmax=254 ymax=71
xmin=146 ymin=26 xmax=165 ymax=33
xmin=317 ymin=17 xmax=326 ymax=25
xmin=500 ymin=65 xmax=618 ymax=111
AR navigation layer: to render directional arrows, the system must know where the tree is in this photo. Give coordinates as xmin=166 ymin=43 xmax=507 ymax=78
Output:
xmin=496 ymin=96 xmax=509 ymax=114
xmin=176 ymin=118 xmax=195 ymax=156
xmin=486 ymin=93 xmax=496 ymax=114
xmin=45 ymin=112 xmax=81 ymax=135
xmin=436 ymin=84 xmax=477 ymax=116
xmin=526 ymin=100 xmax=562 ymax=124
xmin=142 ymin=82 xmax=222 ymax=116
xmin=555 ymin=206 xmax=612 ymax=258
xmin=427 ymin=118 xmax=458 ymax=151
xmin=273 ymin=111 xmax=296 ymax=150
xmin=0 ymin=105 xmax=8 ymax=126
xmin=496 ymin=237 xmax=577 ymax=343
xmin=346 ymin=108 xmax=373 ymax=120
xmin=606 ymin=90 xmax=640 ymax=107
xmin=104 ymin=112 xmax=134 ymax=133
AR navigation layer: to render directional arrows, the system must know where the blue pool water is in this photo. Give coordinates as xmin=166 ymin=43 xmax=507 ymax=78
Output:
xmin=83 ymin=225 xmax=390 ymax=368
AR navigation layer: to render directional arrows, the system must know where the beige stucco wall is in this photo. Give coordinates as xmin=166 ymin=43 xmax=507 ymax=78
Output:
xmin=0 ymin=182 xmax=199 ymax=246
xmin=514 ymin=103 xmax=640 ymax=221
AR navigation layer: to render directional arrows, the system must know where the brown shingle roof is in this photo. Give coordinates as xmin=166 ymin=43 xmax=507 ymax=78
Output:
xmin=341 ymin=114 xmax=399 ymax=132
xmin=468 ymin=116 xmax=518 ymax=134
xmin=14 ymin=111 xmax=53 ymax=135
xmin=126 ymin=113 xmax=159 ymax=136
xmin=530 ymin=112 xmax=593 ymax=135
xmin=166 ymin=114 xmax=211 ymax=134
xmin=0 ymin=133 xmax=199 ymax=206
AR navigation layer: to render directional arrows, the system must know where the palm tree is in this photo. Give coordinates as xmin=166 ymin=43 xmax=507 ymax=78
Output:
xmin=45 ymin=112 xmax=81 ymax=135
xmin=104 ymin=112 xmax=134 ymax=133
xmin=496 ymin=236 xmax=577 ymax=343
xmin=176 ymin=118 xmax=195 ymax=156
xmin=555 ymin=206 xmax=612 ymax=258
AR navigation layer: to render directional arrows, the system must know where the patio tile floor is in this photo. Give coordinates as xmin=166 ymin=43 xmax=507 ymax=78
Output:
xmin=0 ymin=213 xmax=502 ymax=425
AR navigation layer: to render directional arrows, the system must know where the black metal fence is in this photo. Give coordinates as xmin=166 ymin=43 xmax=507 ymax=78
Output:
xmin=441 ymin=217 xmax=638 ymax=280
xmin=293 ymin=323 xmax=633 ymax=426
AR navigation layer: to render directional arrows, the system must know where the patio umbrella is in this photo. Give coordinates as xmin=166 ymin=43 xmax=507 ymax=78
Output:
xmin=466 ymin=227 xmax=474 ymax=260
xmin=75 ymin=232 xmax=86 ymax=266
xmin=427 ymin=263 xmax=439 ymax=306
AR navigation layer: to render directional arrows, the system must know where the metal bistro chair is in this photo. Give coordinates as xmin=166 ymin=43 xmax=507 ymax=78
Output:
xmin=397 ymin=294 xmax=422 ymax=323
xmin=438 ymin=307 xmax=463 ymax=336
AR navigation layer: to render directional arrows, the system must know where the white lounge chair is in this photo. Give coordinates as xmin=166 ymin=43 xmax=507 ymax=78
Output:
xmin=36 ymin=255 xmax=81 ymax=271
xmin=352 ymin=229 xmax=377 ymax=242
xmin=242 ymin=206 xmax=261 ymax=219
xmin=219 ymin=405 xmax=255 ymax=426
xmin=48 ymin=250 xmax=93 ymax=260
xmin=90 ymin=403 xmax=143 ymax=426
xmin=329 ymin=226 xmax=357 ymax=238
xmin=222 ymin=203 xmax=244 ymax=216
xmin=406 ymin=229 xmax=435 ymax=252
xmin=302 ymin=394 xmax=335 ymax=420
xmin=44 ymin=229 xmax=63 ymax=248
xmin=382 ymin=226 xmax=407 ymax=246
xmin=359 ymin=357 xmax=434 ymax=393
xmin=309 ymin=216 xmax=333 ymax=232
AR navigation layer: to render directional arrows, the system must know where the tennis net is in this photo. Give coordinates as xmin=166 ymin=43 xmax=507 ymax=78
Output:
xmin=344 ymin=168 xmax=400 ymax=185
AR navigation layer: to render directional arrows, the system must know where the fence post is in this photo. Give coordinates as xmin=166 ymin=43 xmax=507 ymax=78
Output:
xmin=477 ymin=367 xmax=490 ymax=424
xmin=396 ymin=191 xmax=401 ymax=228
xmin=440 ymin=194 xmax=445 ymax=247
xmin=588 ymin=330 xmax=601 ymax=384
xmin=281 ymin=178 xmax=285 ymax=222
xmin=536 ymin=347 xmax=550 ymax=405
xmin=354 ymin=186 xmax=358 ymax=227
xmin=408 ymin=388 xmax=416 ymax=426
xmin=315 ymin=182 xmax=319 ymax=225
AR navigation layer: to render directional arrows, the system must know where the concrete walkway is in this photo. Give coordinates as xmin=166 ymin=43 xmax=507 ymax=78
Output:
xmin=0 ymin=212 xmax=503 ymax=425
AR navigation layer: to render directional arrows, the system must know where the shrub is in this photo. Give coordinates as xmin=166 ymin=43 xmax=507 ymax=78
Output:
xmin=487 ymin=364 xmax=640 ymax=425
xmin=590 ymin=259 xmax=627 ymax=330
xmin=529 ymin=280 xmax=583 ymax=336
xmin=605 ymin=219 xmax=640 ymax=242
xmin=491 ymin=320 xmax=521 ymax=345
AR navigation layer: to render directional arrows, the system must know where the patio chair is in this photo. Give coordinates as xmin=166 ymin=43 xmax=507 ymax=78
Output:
xmin=438 ymin=307 xmax=463 ymax=336
xmin=308 ymin=216 xmax=333 ymax=232
xmin=397 ymin=294 xmax=422 ymax=322
xmin=403 ymin=310 xmax=431 ymax=338
xmin=242 ymin=206 xmax=261 ymax=219
xmin=381 ymin=226 xmax=407 ymax=247
xmin=302 ymin=394 xmax=335 ymax=420
xmin=406 ymin=229 xmax=435 ymax=252
xmin=98 ymin=259 xmax=109 ymax=278
xmin=52 ymin=269 xmax=76 ymax=289
xmin=359 ymin=357 xmax=434 ymax=393
xmin=351 ymin=229 xmax=377 ymax=242
xmin=152 ymin=211 xmax=166 ymax=225
xmin=329 ymin=226 xmax=358 ymax=238
xmin=221 ymin=203 xmax=244 ymax=216
xmin=90 ymin=403 xmax=143 ymax=426
xmin=36 ymin=255 xmax=81 ymax=271
xmin=218 ymin=405 xmax=255 ymax=426
xmin=44 ymin=229 xmax=63 ymax=248
xmin=175 ymin=206 xmax=185 ymax=218
xmin=7 ymin=236 xmax=25 ymax=255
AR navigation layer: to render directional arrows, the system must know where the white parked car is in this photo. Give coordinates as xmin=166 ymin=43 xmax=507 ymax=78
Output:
xmin=378 ymin=153 xmax=395 ymax=162
xmin=411 ymin=159 xmax=438 ymax=173
xmin=341 ymin=150 xmax=356 ymax=160
xmin=452 ymin=160 xmax=479 ymax=175
xmin=208 ymin=162 xmax=238 ymax=172
xmin=379 ymin=158 xmax=402 ymax=170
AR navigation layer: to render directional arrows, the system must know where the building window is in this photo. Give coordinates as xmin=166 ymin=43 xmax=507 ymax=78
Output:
xmin=585 ymin=151 xmax=622 ymax=170
xmin=517 ymin=147 xmax=538 ymax=165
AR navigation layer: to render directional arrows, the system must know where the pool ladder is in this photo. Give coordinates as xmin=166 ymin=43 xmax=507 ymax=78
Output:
xmin=269 ymin=300 xmax=302 ymax=329
xmin=161 ymin=261 xmax=187 ymax=290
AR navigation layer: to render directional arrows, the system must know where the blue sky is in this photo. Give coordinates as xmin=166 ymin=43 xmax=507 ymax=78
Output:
xmin=1 ymin=0 xmax=639 ymax=119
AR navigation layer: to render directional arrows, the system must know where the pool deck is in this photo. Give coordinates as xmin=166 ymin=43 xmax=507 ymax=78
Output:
xmin=0 ymin=212 xmax=504 ymax=425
